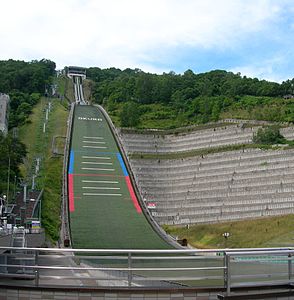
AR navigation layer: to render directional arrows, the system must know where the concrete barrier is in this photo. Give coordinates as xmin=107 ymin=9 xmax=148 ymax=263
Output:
xmin=122 ymin=125 xmax=294 ymax=225
xmin=120 ymin=125 xmax=258 ymax=153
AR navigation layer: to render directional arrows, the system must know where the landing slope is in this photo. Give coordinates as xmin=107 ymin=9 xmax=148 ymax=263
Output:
xmin=68 ymin=105 xmax=171 ymax=249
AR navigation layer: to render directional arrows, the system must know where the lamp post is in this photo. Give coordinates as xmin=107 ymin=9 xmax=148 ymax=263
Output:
xmin=6 ymin=156 xmax=10 ymax=204
xmin=13 ymin=176 xmax=17 ymax=199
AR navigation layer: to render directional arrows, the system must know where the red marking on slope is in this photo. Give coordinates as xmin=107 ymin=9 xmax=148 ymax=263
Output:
xmin=68 ymin=174 xmax=75 ymax=212
xmin=125 ymin=176 xmax=142 ymax=213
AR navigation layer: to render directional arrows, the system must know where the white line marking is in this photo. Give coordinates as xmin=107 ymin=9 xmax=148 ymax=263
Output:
xmin=82 ymin=187 xmax=121 ymax=190
xmin=82 ymin=162 xmax=113 ymax=165
xmin=82 ymin=180 xmax=119 ymax=184
xmin=81 ymin=167 xmax=114 ymax=171
xmin=83 ymin=136 xmax=104 ymax=139
xmin=82 ymin=156 xmax=111 ymax=160
xmin=83 ymin=141 xmax=106 ymax=144
xmin=83 ymin=146 xmax=107 ymax=149
xmin=83 ymin=193 xmax=122 ymax=196
xmin=78 ymin=117 xmax=102 ymax=121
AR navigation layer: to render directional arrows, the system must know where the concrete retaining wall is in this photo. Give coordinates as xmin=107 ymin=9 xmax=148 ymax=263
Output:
xmin=120 ymin=124 xmax=294 ymax=154
xmin=119 ymin=124 xmax=294 ymax=225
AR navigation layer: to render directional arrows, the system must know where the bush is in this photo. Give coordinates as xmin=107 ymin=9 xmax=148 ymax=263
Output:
xmin=253 ymin=126 xmax=286 ymax=145
xmin=120 ymin=102 xmax=141 ymax=127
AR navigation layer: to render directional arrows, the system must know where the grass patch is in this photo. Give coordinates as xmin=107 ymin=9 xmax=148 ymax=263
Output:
xmin=163 ymin=214 xmax=294 ymax=249
xmin=108 ymin=103 xmax=188 ymax=130
xmin=129 ymin=143 xmax=278 ymax=160
xmin=57 ymin=76 xmax=66 ymax=95
xmin=18 ymin=97 xmax=69 ymax=242
xmin=52 ymin=136 xmax=66 ymax=155
xmin=83 ymin=79 xmax=93 ymax=103
xmin=59 ymin=76 xmax=74 ymax=103
xmin=42 ymin=157 xmax=64 ymax=241
xmin=18 ymin=98 xmax=47 ymax=178
xmin=120 ymin=121 xmax=235 ymax=135
xmin=41 ymin=100 xmax=68 ymax=242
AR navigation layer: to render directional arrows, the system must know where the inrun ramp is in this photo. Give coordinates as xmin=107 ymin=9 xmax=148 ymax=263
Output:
xmin=68 ymin=105 xmax=170 ymax=249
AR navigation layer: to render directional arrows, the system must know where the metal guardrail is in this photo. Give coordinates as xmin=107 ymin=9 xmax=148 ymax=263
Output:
xmin=0 ymin=247 xmax=293 ymax=293
xmin=61 ymin=103 xmax=75 ymax=247
xmin=224 ymin=249 xmax=294 ymax=294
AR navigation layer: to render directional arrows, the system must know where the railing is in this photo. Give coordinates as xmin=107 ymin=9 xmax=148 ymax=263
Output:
xmin=0 ymin=247 xmax=293 ymax=293
xmin=60 ymin=102 xmax=75 ymax=247
xmin=224 ymin=249 xmax=294 ymax=294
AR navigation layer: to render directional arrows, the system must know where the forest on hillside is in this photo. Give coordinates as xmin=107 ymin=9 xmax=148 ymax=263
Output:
xmin=0 ymin=60 xmax=293 ymax=194
xmin=87 ymin=68 xmax=294 ymax=128
xmin=0 ymin=59 xmax=55 ymax=194
xmin=0 ymin=59 xmax=56 ymax=128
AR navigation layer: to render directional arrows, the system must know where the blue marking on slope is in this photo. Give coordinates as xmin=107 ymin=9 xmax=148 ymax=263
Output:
xmin=116 ymin=153 xmax=128 ymax=176
xmin=69 ymin=150 xmax=74 ymax=174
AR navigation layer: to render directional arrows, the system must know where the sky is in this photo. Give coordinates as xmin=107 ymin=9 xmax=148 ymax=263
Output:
xmin=0 ymin=0 xmax=293 ymax=82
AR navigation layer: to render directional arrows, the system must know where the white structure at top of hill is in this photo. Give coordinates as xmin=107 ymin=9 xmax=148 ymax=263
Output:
xmin=0 ymin=93 xmax=9 ymax=136
xmin=67 ymin=66 xmax=86 ymax=79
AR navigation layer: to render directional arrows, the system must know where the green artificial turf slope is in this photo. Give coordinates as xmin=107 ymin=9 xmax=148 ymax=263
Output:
xmin=69 ymin=105 xmax=171 ymax=249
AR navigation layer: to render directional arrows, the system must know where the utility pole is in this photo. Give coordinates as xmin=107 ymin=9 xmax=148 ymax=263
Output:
xmin=6 ymin=156 xmax=10 ymax=204
xmin=32 ymin=175 xmax=36 ymax=190
xmin=13 ymin=176 xmax=17 ymax=199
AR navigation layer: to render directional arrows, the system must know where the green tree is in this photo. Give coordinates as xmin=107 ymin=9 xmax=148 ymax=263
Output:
xmin=211 ymin=102 xmax=221 ymax=121
xmin=120 ymin=102 xmax=141 ymax=127
xmin=86 ymin=66 xmax=294 ymax=128
xmin=253 ymin=126 xmax=286 ymax=144
xmin=0 ymin=133 xmax=26 ymax=195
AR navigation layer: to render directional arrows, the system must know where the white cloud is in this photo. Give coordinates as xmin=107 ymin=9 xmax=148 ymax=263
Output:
xmin=231 ymin=65 xmax=277 ymax=82
xmin=230 ymin=55 xmax=290 ymax=82
xmin=0 ymin=0 xmax=292 ymax=74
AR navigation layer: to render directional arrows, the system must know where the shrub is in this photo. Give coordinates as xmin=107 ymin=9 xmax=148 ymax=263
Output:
xmin=253 ymin=126 xmax=286 ymax=145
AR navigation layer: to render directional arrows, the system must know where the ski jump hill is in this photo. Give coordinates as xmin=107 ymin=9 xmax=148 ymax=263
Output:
xmin=67 ymin=104 xmax=173 ymax=249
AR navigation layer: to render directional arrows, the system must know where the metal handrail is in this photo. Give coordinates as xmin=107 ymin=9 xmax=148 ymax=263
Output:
xmin=224 ymin=249 xmax=294 ymax=295
xmin=61 ymin=102 xmax=75 ymax=247
xmin=0 ymin=246 xmax=293 ymax=292
xmin=0 ymin=246 xmax=290 ymax=253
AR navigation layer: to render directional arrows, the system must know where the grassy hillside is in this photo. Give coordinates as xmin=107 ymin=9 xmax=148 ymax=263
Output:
xmin=18 ymin=96 xmax=69 ymax=242
xmin=87 ymin=68 xmax=294 ymax=129
xmin=164 ymin=214 xmax=294 ymax=248
xmin=105 ymin=96 xmax=294 ymax=130
xmin=82 ymin=79 xmax=93 ymax=103
xmin=58 ymin=75 xmax=74 ymax=103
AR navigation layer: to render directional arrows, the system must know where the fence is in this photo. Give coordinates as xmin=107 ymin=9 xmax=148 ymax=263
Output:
xmin=0 ymin=247 xmax=294 ymax=295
